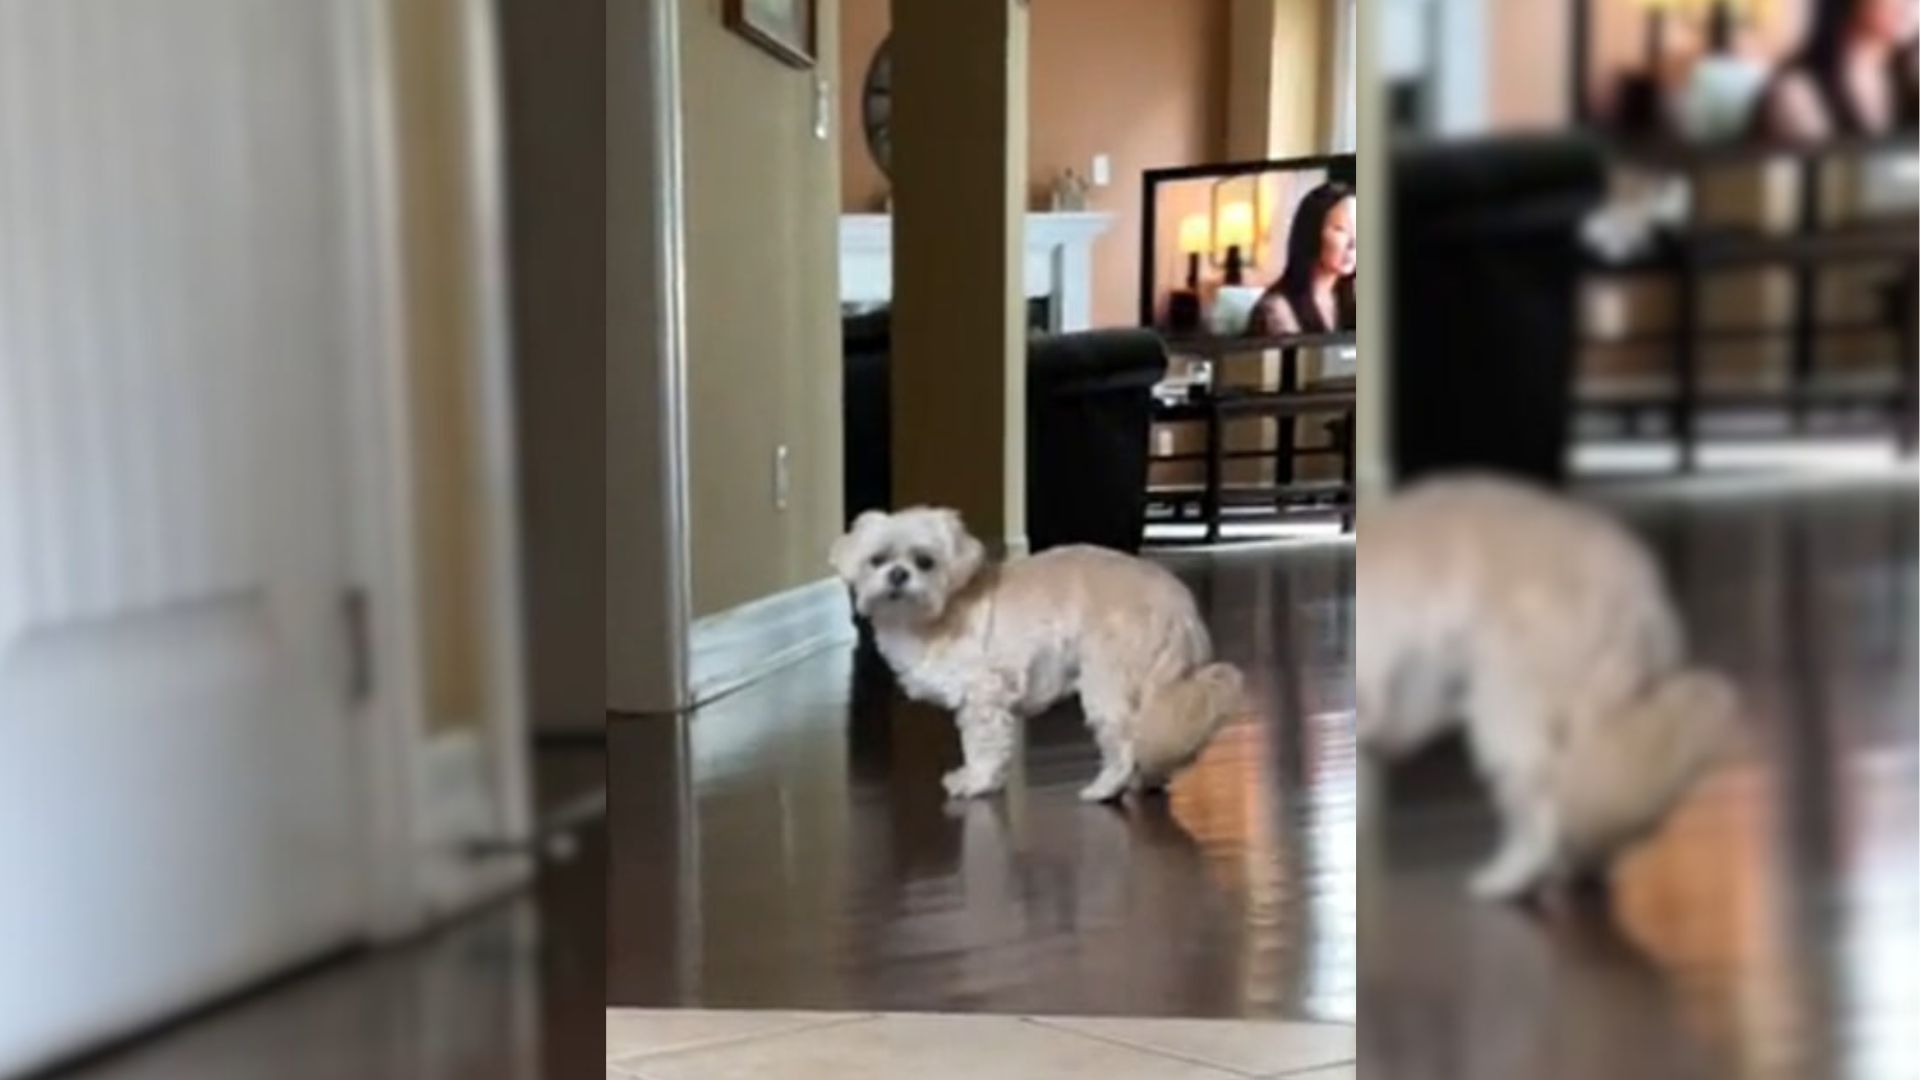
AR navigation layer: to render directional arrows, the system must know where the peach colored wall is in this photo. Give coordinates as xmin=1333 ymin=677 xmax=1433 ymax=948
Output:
xmin=840 ymin=0 xmax=1231 ymax=328
xmin=841 ymin=0 xmax=890 ymax=211
xmin=1490 ymin=0 xmax=1570 ymax=130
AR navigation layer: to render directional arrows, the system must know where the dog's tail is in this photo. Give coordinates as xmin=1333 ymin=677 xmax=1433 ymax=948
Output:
xmin=1133 ymin=663 xmax=1247 ymax=784
xmin=1557 ymin=667 xmax=1743 ymax=857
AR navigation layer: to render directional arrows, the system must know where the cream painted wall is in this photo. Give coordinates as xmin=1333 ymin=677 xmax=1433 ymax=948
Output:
xmin=1226 ymin=0 xmax=1341 ymax=158
xmin=1227 ymin=0 xmax=1278 ymax=158
xmin=1269 ymin=0 xmax=1335 ymax=155
xmin=888 ymin=0 xmax=1030 ymax=546
xmin=389 ymin=0 xmax=488 ymax=732
xmin=680 ymin=0 xmax=846 ymax=619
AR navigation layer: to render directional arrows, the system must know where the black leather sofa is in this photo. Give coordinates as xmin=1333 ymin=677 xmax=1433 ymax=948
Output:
xmin=843 ymin=312 xmax=1168 ymax=554
xmin=1391 ymin=135 xmax=1608 ymax=486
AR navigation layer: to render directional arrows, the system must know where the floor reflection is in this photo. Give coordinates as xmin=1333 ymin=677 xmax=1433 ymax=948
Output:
xmin=1362 ymin=472 xmax=1919 ymax=1080
xmin=607 ymin=541 xmax=1358 ymax=1022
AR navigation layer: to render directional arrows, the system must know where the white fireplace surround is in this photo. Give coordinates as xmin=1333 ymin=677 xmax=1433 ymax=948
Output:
xmin=839 ymin=212 xmax=1116 ymax=333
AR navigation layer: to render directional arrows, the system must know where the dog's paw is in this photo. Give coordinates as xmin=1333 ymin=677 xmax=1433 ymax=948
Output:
xmin=943 ymin=767 xmax=1003 ymax=799
xmin=1077 ymin=771 xmax=1130 ymax=804
xmin=1467 ymin=857 xmax=1546 ymax=903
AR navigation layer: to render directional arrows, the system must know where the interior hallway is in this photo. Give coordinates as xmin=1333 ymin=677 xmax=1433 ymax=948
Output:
xmin=1362 ymin=471 xmax=1919 ymax=1080
xmin=607 ymin=542 xmax=1357 ymax=1023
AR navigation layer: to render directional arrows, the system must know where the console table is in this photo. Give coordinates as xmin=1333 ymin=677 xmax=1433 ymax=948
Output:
xmin=1578 ymin=139 xmax=1918 ymax=471
xmin=1149 ymin=332 xmax=1358 ymax=544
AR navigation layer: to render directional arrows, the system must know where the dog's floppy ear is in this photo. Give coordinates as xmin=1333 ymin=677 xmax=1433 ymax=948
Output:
xmin=934 ymin=508 xmax=986 ymax=588
xmin=829 ymin=510 xmax=887 ymax=581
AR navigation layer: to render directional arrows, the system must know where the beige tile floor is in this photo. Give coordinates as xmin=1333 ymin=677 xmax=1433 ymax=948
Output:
xmin=606 ymin=1009 xmax=1356 ymax=1080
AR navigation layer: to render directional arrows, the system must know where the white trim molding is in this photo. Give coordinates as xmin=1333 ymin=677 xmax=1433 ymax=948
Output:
xmin=651 ymin=0 xmax=695 ymax=704
xmin=340 ymin=0 xmax=434 ymax=942
xmin=606 ymin=0 xmax=695 ymax=716
xmin=414 ymin=729 xmax=527 ymax=917
xmin=688 ymin=579 xmax=857 ymax=705
xmin=456 ymin=0 xmax=535 ymax=898
xmin=348 ymin=0 xmax=535 ymax=938
xmin=841 ymin=211 xmax=1114 ymax=332
xmin=1332 ymin=0 xmax=1358 ymax=152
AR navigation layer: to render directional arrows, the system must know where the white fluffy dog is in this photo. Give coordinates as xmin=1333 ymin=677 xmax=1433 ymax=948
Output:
xmin=1359 ymin=475 xmax=1741 ymax=902
xmin=831 ymin=507 xmax=1245 ymax=802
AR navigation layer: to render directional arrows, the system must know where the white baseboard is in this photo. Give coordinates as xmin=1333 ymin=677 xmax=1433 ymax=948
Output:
xmin=688 ymin=577 xmax=857 ymax=705
xmin=415 ymin=729 xmax=527 ymax=920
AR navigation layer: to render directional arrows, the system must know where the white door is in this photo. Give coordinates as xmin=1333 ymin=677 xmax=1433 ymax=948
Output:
xmin=0 ymin=1 xmax=375 ymax=1072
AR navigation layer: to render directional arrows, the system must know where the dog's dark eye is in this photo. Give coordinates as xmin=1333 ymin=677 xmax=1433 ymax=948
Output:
xmin=913 ymin=553 xmax=935 ymax=572
xmin=868 ymin=553 xmax=888 ymax=568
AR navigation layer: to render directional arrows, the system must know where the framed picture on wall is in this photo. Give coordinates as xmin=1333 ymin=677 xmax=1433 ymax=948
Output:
xmin=724 ymin=0 xmax=816 ymax=69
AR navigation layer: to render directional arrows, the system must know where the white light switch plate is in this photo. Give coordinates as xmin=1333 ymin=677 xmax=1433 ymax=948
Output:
xmin=1091 ymin=154 xmax=1112 ymax=186
xmin=813 ymin=76 xmax=830 ymax=140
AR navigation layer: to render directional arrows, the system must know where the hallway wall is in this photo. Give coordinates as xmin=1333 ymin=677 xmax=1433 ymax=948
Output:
xmin=390 ymin=0 xmax=491 ymax=732
xmin=681 ymin=0 xmax=846 ymax=618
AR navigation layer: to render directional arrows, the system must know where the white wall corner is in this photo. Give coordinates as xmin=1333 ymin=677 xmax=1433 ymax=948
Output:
xmin=841 ymin=212 xmax=1113 ymax=332
xmin=688 ymin=577 xmax=858 ymax=705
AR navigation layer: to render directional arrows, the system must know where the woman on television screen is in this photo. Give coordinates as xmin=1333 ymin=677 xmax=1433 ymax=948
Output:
xmin=1249 ymin=182 xmax=1357 ymax=336
xmin=1750 ymin=0 xmax=1918 ymax=140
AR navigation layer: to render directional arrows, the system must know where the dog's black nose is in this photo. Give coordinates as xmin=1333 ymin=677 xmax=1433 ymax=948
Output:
xmin=886 ymin=565 xmax=909 ymax=588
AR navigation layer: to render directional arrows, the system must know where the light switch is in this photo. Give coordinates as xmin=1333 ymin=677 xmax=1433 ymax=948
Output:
xmin=1091 ymin=154 xmax=1112 ymax=187
xmin=814 ymin=75 xmax=830 ymax=140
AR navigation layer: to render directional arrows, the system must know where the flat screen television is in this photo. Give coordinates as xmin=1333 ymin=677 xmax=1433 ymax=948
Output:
xmin=1139 ymin=153 xmax=1357 ymax=347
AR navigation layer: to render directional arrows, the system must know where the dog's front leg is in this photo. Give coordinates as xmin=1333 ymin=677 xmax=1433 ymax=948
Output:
xmin=944 ymin=706 xmax=1015 ymax=799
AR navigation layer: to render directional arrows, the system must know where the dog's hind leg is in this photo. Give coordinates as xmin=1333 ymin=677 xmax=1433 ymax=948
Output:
xmin=1076 ymin=680 xmax=1138 ymax=803
xmin=1469 ymin=769 xmax=1563 ymax=902
xmin=1079 ymin=720 xmax=1136 ymax=803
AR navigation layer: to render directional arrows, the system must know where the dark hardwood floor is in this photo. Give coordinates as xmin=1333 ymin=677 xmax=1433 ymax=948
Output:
xmin=45 ymin=473 xmax=1910 ymax=1078
xmin=1361 ymin=473 xmax=1919 ymax=1080
xmin=607 ymin=540 xmax=1357 ymax=1023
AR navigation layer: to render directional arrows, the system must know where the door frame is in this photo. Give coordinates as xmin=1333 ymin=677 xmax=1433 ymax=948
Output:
xmin=444 ymin=0 xmax=536 ymax=914
xmin=607 ymin=0 xmax=696 ymax=717
xmin=339 ymin=0 xmax=534 ymax=940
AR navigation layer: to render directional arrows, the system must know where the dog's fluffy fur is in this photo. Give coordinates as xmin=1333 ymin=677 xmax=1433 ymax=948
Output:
xmin=831 ymin=507 xmax=1245 ymax=801
xmin=1359 ymin=475 xmax=1741 ymax=901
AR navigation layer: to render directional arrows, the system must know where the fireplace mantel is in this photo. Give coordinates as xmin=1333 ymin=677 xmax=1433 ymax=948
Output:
xmin=839 ymin=211 xmax=1116 ymax=333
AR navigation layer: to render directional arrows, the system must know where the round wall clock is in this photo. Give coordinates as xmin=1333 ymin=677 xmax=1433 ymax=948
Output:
xmin=861 ymin=37 xmax=892 ymax=178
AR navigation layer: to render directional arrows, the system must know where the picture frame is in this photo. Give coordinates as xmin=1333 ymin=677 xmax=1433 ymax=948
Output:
xmin=724 ymin=0 xmax=816 ymax=69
